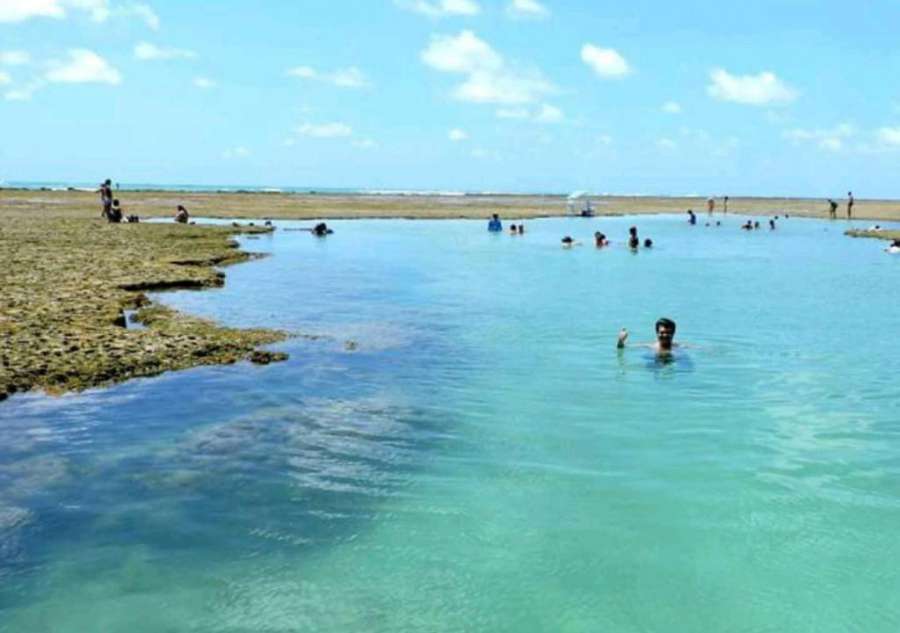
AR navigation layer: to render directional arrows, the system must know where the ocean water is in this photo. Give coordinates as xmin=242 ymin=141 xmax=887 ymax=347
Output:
xmin=1 ymin=215 xmax=899 ymax=632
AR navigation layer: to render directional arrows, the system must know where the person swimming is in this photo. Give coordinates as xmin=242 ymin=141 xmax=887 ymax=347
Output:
xmin=769 ymin=218 xmax=776 ymax=230
xmin=517 ymin=223 xmax=525 ymax=235
xmin=488 ymin=214 xmax=502 ymax=232
xmin=561 ymin=236 xmax=581 ymax=248
xmin=616 ymin=317 xmax=682 ymax=356
xmin=643 ymin=238 xmax=653 ymax=248
xmin=312 ymin=222 xmax=333 ymax=236
xmin=886 ymin=239 xmax=900 ymax=254
xmin=628 ymin=226 xmax=639 ymax=249
xmin=741 ymin=220 xmax=753 ymax=231
xmin=594 ymin=231 xmax=609 ymax=247
xmin=509 ymin=223 xmax=518 ymax=235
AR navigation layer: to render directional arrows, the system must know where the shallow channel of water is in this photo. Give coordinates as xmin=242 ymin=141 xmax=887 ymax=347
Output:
xmin=1 ymin=215 xmax=899 ymax=632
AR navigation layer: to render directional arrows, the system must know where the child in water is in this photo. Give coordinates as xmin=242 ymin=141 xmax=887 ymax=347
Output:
xmin=628 ymin=226 xmax=639 ymax=249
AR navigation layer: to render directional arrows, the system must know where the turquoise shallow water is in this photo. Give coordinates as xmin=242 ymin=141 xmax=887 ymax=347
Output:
xmin=2 ymin=215 xmax=900 ymax=631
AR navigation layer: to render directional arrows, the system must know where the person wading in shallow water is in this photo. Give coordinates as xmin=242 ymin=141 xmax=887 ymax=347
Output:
xmin=616 ymin=318 xmax=682 ymax=356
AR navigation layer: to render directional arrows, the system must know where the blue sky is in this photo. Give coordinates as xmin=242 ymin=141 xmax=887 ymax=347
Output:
xmin=2 ymin=0 xmax=900 ymax=196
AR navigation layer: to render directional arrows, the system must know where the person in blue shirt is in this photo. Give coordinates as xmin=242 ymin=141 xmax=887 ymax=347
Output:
xmin=487 ymin=213 xmax=502 ymax=232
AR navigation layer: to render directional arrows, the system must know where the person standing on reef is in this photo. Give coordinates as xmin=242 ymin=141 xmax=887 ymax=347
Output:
xmin=847 ymin=191 xmax=855 ymax=219
xmin=707 ymin=197 xmax=715 ymax=216
xmin=488 ymin=213 xmax=502 ymax=232
xmin=97 ymin=179 xmax=113 ymax=220
xmin=828 ymin=199 xmax=838 ymax=219
xmin=723 ymin=196 xmax=729 ymax=214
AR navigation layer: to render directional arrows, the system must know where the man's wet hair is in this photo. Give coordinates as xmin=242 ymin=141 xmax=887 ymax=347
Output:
xmin=656 ymin=318 xmax=676 ymax=334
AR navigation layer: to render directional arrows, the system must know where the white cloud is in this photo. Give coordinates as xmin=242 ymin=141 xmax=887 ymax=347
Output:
xmin=507 ymin=0 xmax=548 ymax=19
xmin=783 ymin=123 xmax=854 ymax=152
xmin=581 ymin=44 xmax=631 ymax=79
xmin=422 ymin=30 xmax=554 ymax=105
xmin=353 ymin=138 xmax=377 ymax=149
xmin=0 ymin=51 xmax=31 ymax=66
xmin=657 ymin=137 xmax=677 ymax=150
xmin=597 ymin=134 xmax=612 ymax=145
xmin=707 ymin=68 xmax=797 ymax=106
xmin=495 ymin=103 xmax=562 ymax=123
xmin=4 ymin=80 xmax=43 ymax=101
xmin=193 ymin=77 xmax=215 ymax=89
xmin=397 ymin=0 xmax=481 ymax=18
xmin=876 ymin=127 xmax=900 ymax=147
xmin=128 ymin=3 xmax=158 ymax=29
xmin=0 ymin=0 xmax=65 ymax=22
xmin=134 ymin=42 xmax=196 ymax=61
xmin=662 ymin=101 xmax=681 ymax=114
xmin=496 ymin=107 xmax=529 ymax=119
xmin=534 ymin=103 xmax=563 ymax=123
xmin=223 ymin=146 xmax=250 ymax=159
xmin=295 ymin=122 xmax=353 ymax=138
xmin=45 ymin=49 xmax=121 ymax=84
xmin=0 ymin=0 xmax=158 ymax=28
xmin=0 ymin=72 xmax=10 ymax=85
xmin=448 ymin=128 xmax=468 ymax=141
xmin=287 ymin=65 xmax=370 ymax=89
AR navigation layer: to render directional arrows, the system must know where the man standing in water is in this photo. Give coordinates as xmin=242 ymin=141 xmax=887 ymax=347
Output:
xmin=616 ymin=318 xmax=679 ymax=355
xmin=847 ymin=191 xmax=855 ymax=219
xmin=707 ymin=197 xmax=715 ymax=216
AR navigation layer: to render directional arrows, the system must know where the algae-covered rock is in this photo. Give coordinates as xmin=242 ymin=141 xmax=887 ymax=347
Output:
xmin=0 ymin=213 xmax=287 ymax=397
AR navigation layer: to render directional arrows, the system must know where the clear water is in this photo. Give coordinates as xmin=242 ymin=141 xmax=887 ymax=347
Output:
xmin=2 ymin=215 xmax=899 ymax=632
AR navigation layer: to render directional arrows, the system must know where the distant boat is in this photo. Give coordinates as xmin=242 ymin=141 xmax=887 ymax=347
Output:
xmin=567 ymin=191 xmax=594 ymax=217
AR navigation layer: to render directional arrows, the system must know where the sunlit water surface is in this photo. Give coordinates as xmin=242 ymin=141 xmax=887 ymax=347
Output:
xmin=2 ymin=215 xmax=899 ymax=632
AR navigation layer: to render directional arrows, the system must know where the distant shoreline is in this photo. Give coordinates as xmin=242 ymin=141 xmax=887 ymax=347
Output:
xmin=5 ymin=188 xmax=900 ymax=222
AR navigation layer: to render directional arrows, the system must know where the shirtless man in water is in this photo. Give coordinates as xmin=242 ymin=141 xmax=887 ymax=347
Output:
xmin=616 ymin=318 xmax=679 ymax=355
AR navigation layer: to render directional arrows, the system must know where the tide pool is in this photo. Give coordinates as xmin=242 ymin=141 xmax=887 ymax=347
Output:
xmin=1 ymin=215 xmax=899 ymax=632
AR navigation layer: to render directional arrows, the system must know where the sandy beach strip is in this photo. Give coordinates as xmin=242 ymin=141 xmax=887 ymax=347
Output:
xmin=4 ymin=189 xmax=900 ymax=221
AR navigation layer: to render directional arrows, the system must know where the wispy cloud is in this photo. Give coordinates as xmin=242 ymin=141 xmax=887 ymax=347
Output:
xmin=448 ymin=128 xmax=468 ymax=141
xmin=193 ymin=77 xmax=216 ymax=89
xmin=877 ymin=126 xmax=900 ymax=147
xmin=707 ymin=68 xmax=797 ymax=106
xmin=0 ymin=50 xmax=31 ymax=66
xmin=783 ymin=123 xmax=854 ymax=152
xmin=287 ymin=65 xmax=370 ymax=89
xmin=0 ymin=1 xmax=159 ymax=29
xmin=506 ymin=0 xmax=549 ymax=19
xmin=496 ymin=103 xmax=563 ymax=123
xmin=295 ymin=122 xmax=354 ymax=138
xmin=422 ymin=30 xmax=555 ymax=104
xmin=657 ymin=137 xmax=677 ymax=150
xmin=662 ymin=101 xmax=682 ymax=114
xmin=46 ymin=49 xmax=121 ymax=84
xmin=0 ymin=71 xmax=11 ymax=86
xmin=396 ymin=0 xmax=481 ymax=18
xmin=581 ymin=44 xmax=631 ymax=79
xmin=353 ymin=138 xmax=377 ymax=149
xmin=134 ymin=42 xmax=197 ymax=61
xmin=223 ymin=146 xmax=250 ymax=159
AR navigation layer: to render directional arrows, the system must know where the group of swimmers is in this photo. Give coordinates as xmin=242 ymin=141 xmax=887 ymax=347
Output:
xmin=560 ymin=227 xmax=652 ymax=249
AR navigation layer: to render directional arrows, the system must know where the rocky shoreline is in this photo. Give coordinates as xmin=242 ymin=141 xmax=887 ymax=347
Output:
xmin=0 ymin=215 xmax=288 ymax=401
